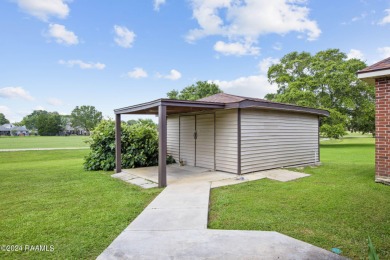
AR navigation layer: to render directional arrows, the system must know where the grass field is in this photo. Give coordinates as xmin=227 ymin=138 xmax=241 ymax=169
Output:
xmin=209 ymin=136 xmax=390 ymax=259
xmin=0 ymin=150 xmax=161 ymax=259
xmin=1 ymin=135 xmax=388 ymax=259
xmin=0 ymin=136 xmax=89 ymax=149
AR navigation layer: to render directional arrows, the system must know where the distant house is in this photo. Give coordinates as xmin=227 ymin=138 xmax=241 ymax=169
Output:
xmin=0 ymin=125 xmax=9 ymax=136
xmin=0 ymin=124 xmax=30 ymax=136
xmin=63 ymin=122 xmax=87 ymax=136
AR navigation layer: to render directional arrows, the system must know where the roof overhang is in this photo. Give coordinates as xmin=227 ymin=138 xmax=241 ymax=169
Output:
xmin=225 ymin=100 xmax=329 ymax=117
xmin=357 ymin=68 xmax=390 ymax=85
xmin=115 ymin=98 xmax=329 ymax=117
xmin=114 ymin=99 xmax=225 ymax=115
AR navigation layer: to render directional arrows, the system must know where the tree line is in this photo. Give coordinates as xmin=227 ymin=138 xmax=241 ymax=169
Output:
xmin=85 ymin=53 xmax=374 ymax=171
xmin=13 ymin=105 xmax=102 ymax=136
xmin=167 ymin=52 xmax=374 ymax=139
xmin=3 ymin=49 xmax=375 ymax=139
xmin=265 ymin=49 xmax=374 ymax=138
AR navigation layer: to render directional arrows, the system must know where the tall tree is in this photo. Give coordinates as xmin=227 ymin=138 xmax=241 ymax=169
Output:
xmin=167 ymin=81 xmax=223 ymax=100
xmin=36 ymin=112 xmax=63 ymax=136
xmin=20 ymin=110 xmax=48 ymax=130
xmin=0 ymin=113 xmax=10 ymax=125
xmin=70 ymin=105 xmax=103 ymax=132
xmin=266 ymin=49 xmax=374 ymax=138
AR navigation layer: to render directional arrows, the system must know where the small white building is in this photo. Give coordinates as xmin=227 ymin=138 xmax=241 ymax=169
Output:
xmin=166 ymin=93 xmax=327 ymax=174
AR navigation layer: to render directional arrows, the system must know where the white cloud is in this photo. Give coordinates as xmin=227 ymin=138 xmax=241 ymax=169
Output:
xmin=0 ymin=87 xmax=34 ymax=101
xmin=378 ymin=47 xmax=390 ymax=58
xmin=127 ymin=67 xmax=148 ymax=79
xmin=16 ymin=0 xmax=70 ymax=21
xmin=114 ymin=25 xmax=136 ymax=48
xmin=347 ymin=49 xmax=365 ymax=60
xmin=258 ymin=57 xmax=279 ymax=73
xmin=47 ymin=98 xmax=64 ymax=106
xmin=273 ymin=42 xmax=282 ymax=51
xmin=379 ymin=9 xmax=390 ymax=25
xmin=58 ymin=60 xmax=106 ymax=70
xmin=47 ymin=23 xmax=78 ymax=45
xmin=0 ymin=106 xmax=11 ymax=118
xmin=34 ymin=105 xmax=45 ymax=111
xmin=154 ymin=0 xmax=166 ymax=11
xmin=166 ymin=69 xmax=182 ymax=80
xmin=341 ymin=10 xmax=375 ymax=25
xmin=213 ymin=41 xmax=259 ymax=56
xmin=0 ymin=105 xmax=19 ymax=123
xmin=351 ymin=12 xmax=367 ymax=22
xmin=211 ymin=75 xmax=276 ymax=98
xmin=209 ymin=57 xmax=278 ymax=97
xmin=187 ymin=0 xmax=321 ymax=52
xmin=158 ymin=69 xmax=182 ymax=80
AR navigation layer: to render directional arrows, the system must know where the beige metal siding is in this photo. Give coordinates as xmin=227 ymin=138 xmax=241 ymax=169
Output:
xmin=195 ymin=114 xmax=215 ymax=169
xmin=167 ymin=115 xmax=179 ymax=162
xmin=215 ymin=109 xmax=237 ymax=173
xmin=241 ymin=109 xmax=319 ymax=173
xmin=179 ymin=116 xmax=195 ymax=166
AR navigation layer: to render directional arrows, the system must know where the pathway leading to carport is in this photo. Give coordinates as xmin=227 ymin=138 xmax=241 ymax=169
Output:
xmin=98 ymin=168 xmax=345 ymax=260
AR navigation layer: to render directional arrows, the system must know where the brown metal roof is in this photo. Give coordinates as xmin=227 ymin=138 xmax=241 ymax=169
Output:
xmin=357 ymin=57 xmax=390 ymax=74
xmin=114 ymin=99 xmax=225 ymax=115
xmin=199 ymin=92 xmax=276 ymax=103
xmin=198 ymin=93 xmax=246 ymax=103
xmin=115 ymin=93 xmax=329 ymax=117
xmin=198 ymin=93 xmax=329 ymax=116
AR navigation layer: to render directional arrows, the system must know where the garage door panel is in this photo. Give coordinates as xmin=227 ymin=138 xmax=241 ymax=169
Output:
xmin=196 ymin=114 xmax=214 ymax=169
xmin=179 ymin=116 xmax=195 ymax=166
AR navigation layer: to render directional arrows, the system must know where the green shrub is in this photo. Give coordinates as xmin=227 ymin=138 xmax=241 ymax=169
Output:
xmin=167 ymin=155 xmax=176 ymax=164
xmin=320 ymin=123 xmax=346 ymax=139
xmin=320 ymin=108 xmax=347 ymax=139
xmin=84 ymin=119 xmax=159 ymax=171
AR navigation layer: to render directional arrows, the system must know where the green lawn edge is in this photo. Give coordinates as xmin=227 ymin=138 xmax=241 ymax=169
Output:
xmin=209 ymin=137 xmax=389 ymax=259
xmin=0 ymin=150 xmax=161 ymax=259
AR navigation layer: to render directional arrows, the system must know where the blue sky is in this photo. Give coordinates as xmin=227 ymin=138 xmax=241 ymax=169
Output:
xmin=1 ymin=0 xmax=390 ymax=123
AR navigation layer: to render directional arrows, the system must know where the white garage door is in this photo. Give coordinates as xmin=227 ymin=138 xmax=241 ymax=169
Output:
xmin=179 ymin=114 xmax=215 ymax=169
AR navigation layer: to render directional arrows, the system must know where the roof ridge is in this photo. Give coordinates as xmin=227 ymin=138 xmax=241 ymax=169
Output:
xmin=358 ymin=56 xmax=390 ymax=73
xmin=206 ymin=92 xmax=261 ymax=101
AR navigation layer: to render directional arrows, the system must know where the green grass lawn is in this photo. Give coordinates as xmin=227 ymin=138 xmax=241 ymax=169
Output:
xmin=0 ymin=136 xmax=89 ymax=149
xmin=0 ymin=150 xmax=161 ymax=259
xmin=209 ymin=137 xmax=390 ymax=259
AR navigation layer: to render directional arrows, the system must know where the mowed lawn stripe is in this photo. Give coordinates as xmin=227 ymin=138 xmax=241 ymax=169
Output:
xmin=0 ymin=150 xmax=161 ymax=259
xmin=0 ymin=136 xmax=89 ymax=149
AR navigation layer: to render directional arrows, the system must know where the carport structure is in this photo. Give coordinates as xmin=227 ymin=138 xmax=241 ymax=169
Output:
xmin=114 ymin=93 xmax=328 ymax=188
xmin=114 ymin=99 xmax=224 ymax=188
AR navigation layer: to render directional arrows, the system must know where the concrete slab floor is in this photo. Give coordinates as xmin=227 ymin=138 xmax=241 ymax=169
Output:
xmin=115 ymin=165 xmax=310 ymax=189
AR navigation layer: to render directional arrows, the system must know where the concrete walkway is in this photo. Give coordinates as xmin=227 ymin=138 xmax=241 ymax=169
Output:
xmin=99 ymin=168 xmax=344 ymax=259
